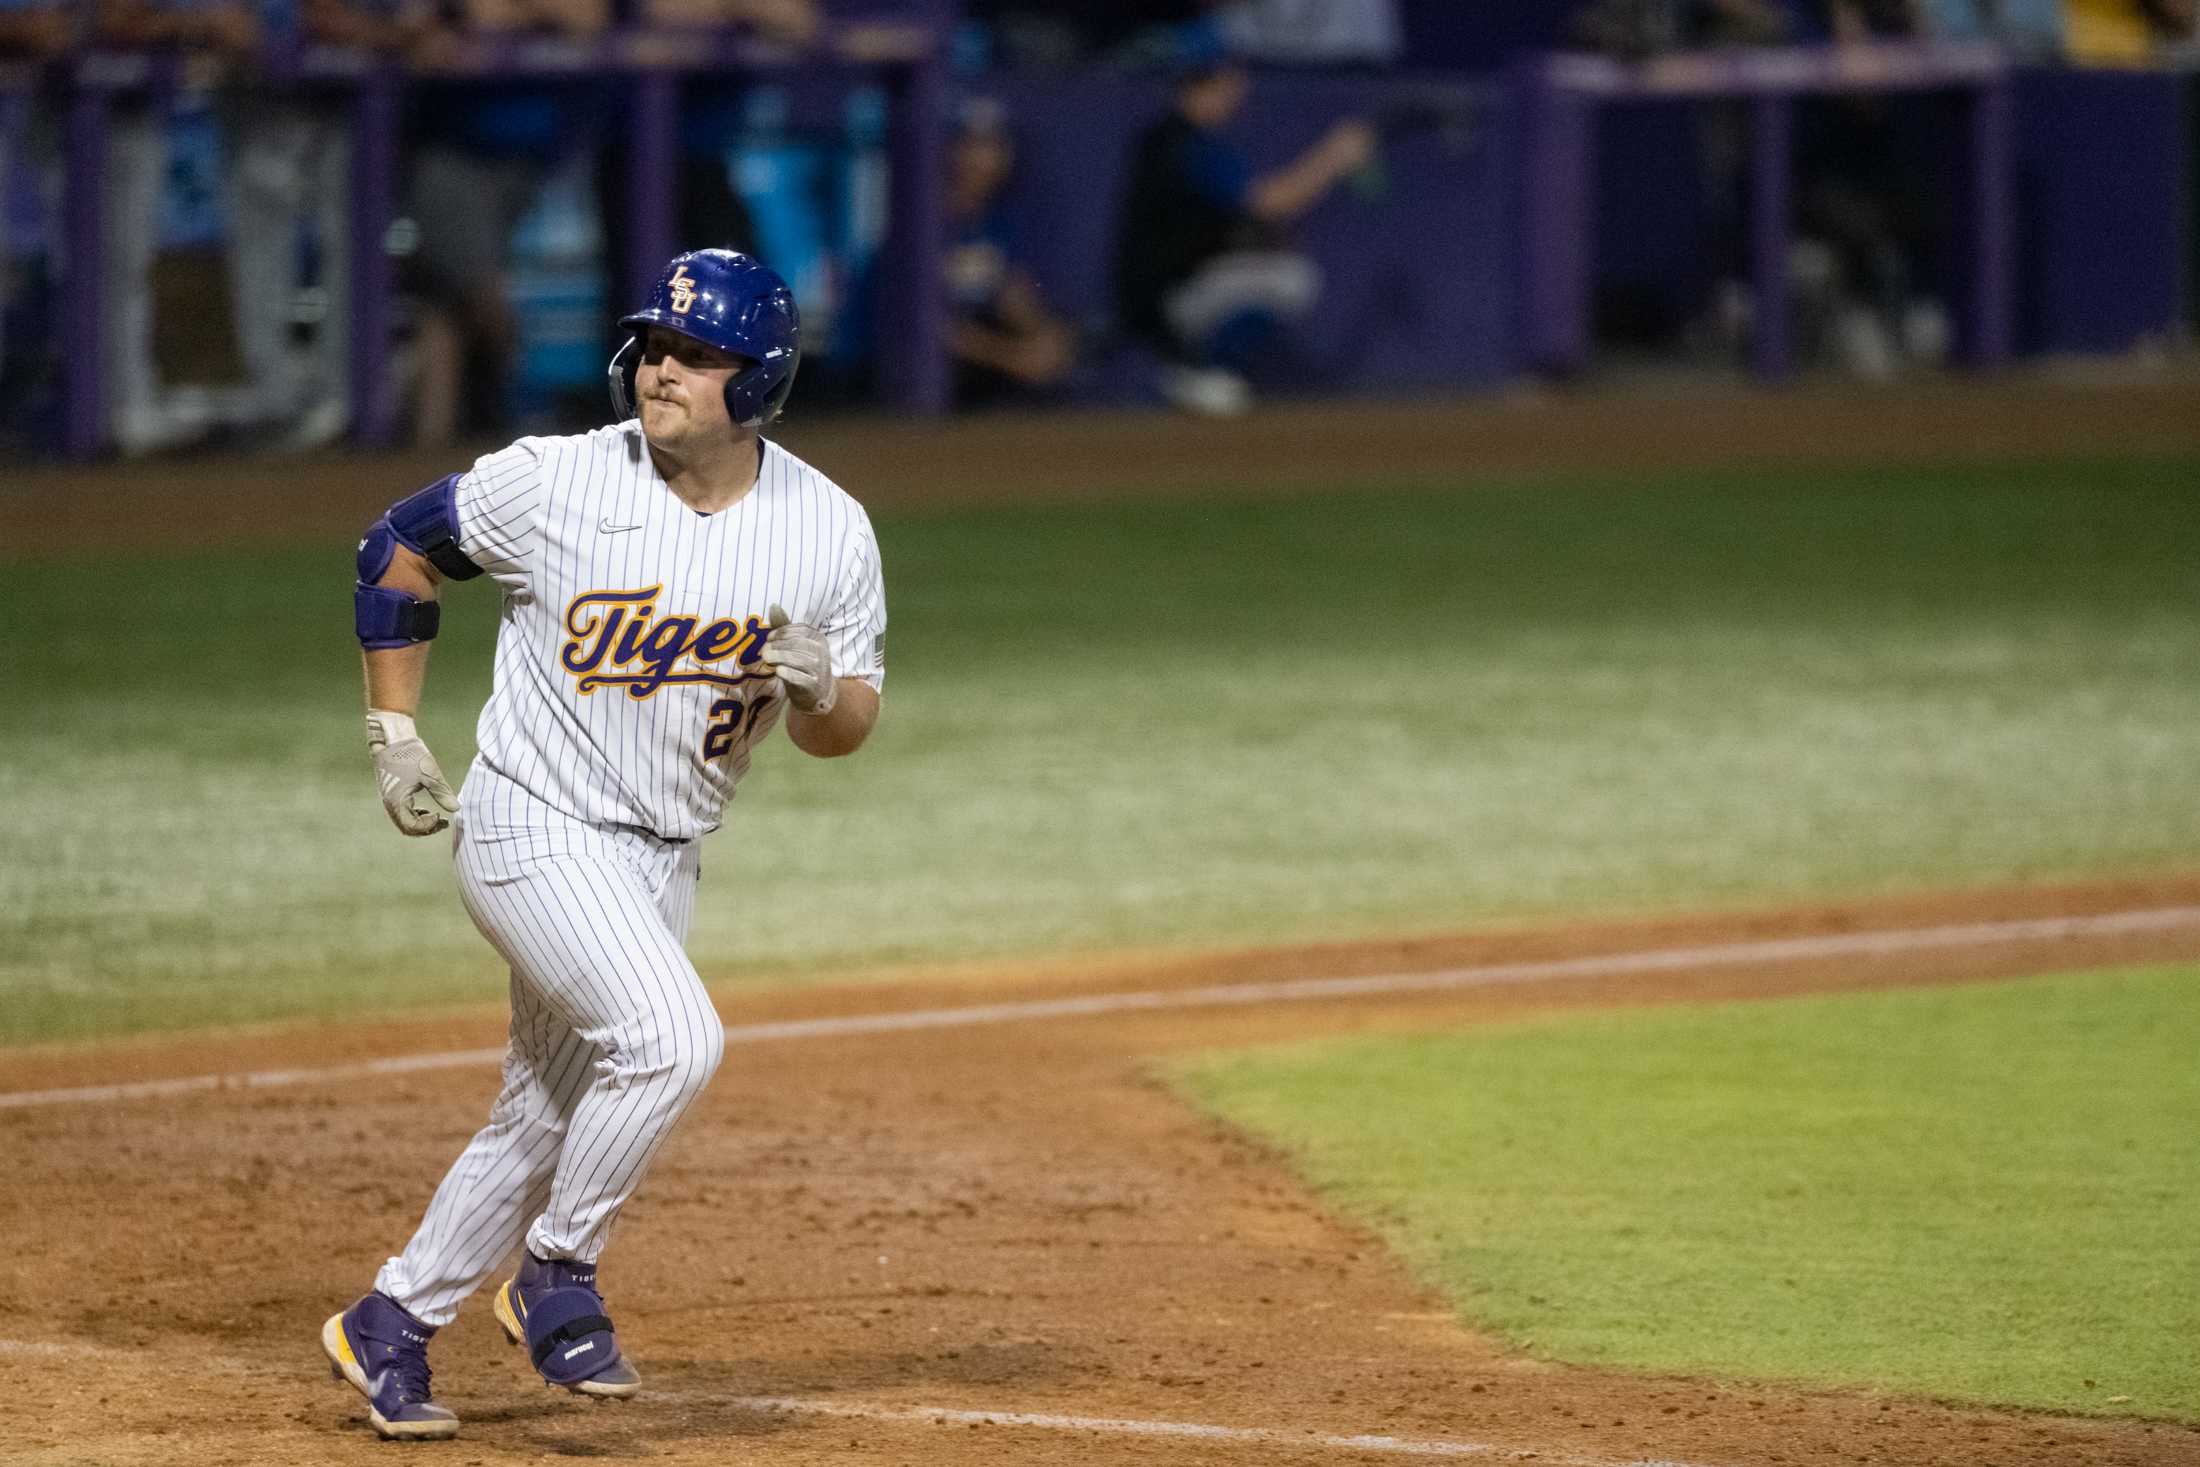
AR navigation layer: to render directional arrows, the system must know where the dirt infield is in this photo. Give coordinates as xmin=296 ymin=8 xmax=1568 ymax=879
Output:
xmin=5 ymin=876 xmax=2200 ymax=1467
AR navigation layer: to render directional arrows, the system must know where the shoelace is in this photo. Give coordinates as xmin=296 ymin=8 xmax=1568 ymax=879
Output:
xmin=378 ymin=1341 xmax=435 ymax=1405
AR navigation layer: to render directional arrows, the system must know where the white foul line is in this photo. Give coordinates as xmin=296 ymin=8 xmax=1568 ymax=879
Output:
xmin=5 ymin=906 xmax=2196 ymax=1113
xmin=715 ymin=1394 xmax=1707 ymax=1467
xmin=0 ymin=1342 xmax=1710 ymax=1466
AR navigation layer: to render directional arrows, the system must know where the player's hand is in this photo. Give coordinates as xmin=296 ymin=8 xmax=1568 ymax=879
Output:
xmin=761 ymin=603 xmax=838 ymax=716
xmin=366 ymin=710 xmax=460 ymax=836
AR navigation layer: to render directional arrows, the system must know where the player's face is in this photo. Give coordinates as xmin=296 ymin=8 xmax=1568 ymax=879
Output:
xmin=636 ymin=327 xmax=744 ymax=447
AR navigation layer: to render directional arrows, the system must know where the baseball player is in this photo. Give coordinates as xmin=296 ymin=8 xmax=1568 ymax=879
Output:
xmin=321 ymin=250 xmax=885 ymax=1440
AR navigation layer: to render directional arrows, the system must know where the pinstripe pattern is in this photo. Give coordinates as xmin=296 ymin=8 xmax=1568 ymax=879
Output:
xmin=457 ymin=424 xmax=886 ymax=844
xmin=372 ymin=422 xmax=884 ymax=1327
xmin=376 ymin=822 xmax=712 ymax=1324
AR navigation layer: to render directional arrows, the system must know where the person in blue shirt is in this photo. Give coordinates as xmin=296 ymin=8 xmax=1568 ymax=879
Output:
xmin=943 ymin=97 xmax=1074 ymax=405
xmin=1110 ymin=42 xmax=1373 ymax=414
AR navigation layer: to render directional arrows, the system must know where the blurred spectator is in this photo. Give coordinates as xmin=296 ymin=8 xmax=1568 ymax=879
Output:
xmin=401 ymin=0 xmax=607 ymax=448
xmin=46 ymin=0 xmax=429 ymax=453
xmin=1569 ymin=2 xmax=1792 ymax=370
xmin=1571 ymin=0 xmax=1952 ymax=379
xmin=967 ymin=0 xmax=1220 ymax=69
xmin=1570 ymin=0 xmax=1787 ymax=55
xmin=943 ymin=96 xmax=1075 ymax=404
xmin=1797 ymin=0 xmax=1945 ymax=378
xmin=1922 ymin=0 xmax=2064 ymax=51
xmin=94 ymin=0 xmax=265 ymax=453
xmin=642 ymin=0 xmax=809 ymax=37
xmin=1210 ymin=0 xmax=1401 ymax=65
xmin=217 ymin=0 xmax=434 ymax=449
xmin=2063 ymin=0 xmax=2194 ymax=60
xmin=1111 ymin=47 xmax=1374 ymax=414
xmin=305 ymin=0 xmax=428 ymax=47
xmin=0 ymin=0 xmax=74 ymax=413
xmin=598 ymin=0 xmax=815 ymax=325
xmin=1824 ymin=0 xmax=1922 ymax=39
xmin=0 ymin=0 xmax=72 ymax=52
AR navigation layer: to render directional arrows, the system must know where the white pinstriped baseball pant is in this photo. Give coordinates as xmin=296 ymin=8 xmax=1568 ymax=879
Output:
xmin=375 ymin=819 xmax=723 ymax=1327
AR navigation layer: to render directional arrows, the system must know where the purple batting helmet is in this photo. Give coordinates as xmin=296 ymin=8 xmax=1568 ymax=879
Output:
xmin=609 ymin=249 xmax=801 ymax=429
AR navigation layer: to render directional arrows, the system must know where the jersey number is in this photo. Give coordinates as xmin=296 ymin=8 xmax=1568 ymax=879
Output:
xmin=703 ymin=694 xmax=773 ymax=760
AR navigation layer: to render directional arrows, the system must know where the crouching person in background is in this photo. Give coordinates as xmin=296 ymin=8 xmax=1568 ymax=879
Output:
xmin=1111 ymin=40 xmax=1372 ymax=415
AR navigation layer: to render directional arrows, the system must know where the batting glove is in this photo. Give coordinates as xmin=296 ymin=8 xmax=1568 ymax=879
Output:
xmin=761 ymin=603 xmax=838 ymax=716
xmin=366 ymin=709 xmax=460 ymax=837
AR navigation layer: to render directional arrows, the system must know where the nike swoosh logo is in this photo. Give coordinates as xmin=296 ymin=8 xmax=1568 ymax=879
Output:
xmin=599 ymin=519 xmax=644 ymax=534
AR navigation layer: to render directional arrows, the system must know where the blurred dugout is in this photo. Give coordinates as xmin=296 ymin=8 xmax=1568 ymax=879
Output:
xmin=2 ymin=0 xmax=2198 ymax=456
xmin=97 ymin=0 xmax=390 ymax=452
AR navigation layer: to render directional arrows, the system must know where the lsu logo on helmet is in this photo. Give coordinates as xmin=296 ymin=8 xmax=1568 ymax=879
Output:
xmin=608 ymin=250 xmax=802 ymax=429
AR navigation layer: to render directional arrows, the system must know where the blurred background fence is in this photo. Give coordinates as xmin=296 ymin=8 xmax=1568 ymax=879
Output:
xmin=0 ymin=0 xmax=2194 ymax=461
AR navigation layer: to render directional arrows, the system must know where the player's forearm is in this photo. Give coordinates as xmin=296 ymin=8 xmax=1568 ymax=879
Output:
xmin=786 ymin=680 xmax=879 ymax=758
xmin=361 ymin=546 xmax=440 ymax=715
xmin=363 ymin=645 xmax=433 ymax=717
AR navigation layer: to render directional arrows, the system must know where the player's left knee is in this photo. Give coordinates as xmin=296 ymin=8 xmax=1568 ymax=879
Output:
xmin=689 ymin=1019 xmax=726 ymax=1089
xmin=662 ymin=1020 xmax=725 ymax=1107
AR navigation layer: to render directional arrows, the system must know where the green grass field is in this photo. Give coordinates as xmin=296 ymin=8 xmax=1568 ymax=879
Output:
xmin=4 ymin=454 xmax=2197 ymax=1043
xmin=1169 ymin=964 xmax=2200 ymax=1420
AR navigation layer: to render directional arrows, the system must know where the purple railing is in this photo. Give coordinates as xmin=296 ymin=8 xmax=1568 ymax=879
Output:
xmin=26 ymin=21 xmax=948 ymax=457
xmin=7 ymin=38 xmax=2188 ymax=458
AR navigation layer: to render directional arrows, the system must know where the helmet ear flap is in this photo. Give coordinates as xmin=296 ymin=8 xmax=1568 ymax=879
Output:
xmin=722 ymin=371 xmax=753 ymax=430
xmin=724 ymin=355 xmax=800 ymax=429
xmin=607 ymin=335 xmax=642 ymax=421
xmin=725 ymin=364 xmax=765 ymax=429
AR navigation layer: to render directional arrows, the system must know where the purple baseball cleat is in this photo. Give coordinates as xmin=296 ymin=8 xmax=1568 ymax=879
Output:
xmin=492 ymin=1253 xmax=642 ymax=1398
xmin=321 ymin=1291 xmax=460 ymax=1440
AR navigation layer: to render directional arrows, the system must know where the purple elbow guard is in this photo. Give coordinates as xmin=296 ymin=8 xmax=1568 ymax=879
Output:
xmin=355 ymin=473 xmax=475 ymax=648
xmin=357 ymin=582 xmax=442 ymax=649
xmin=387 ymin=474 xmax=483 ymax=581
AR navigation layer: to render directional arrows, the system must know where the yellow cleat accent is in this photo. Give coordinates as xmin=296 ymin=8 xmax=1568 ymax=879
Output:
xmin=492 ymin=1280 xmax=525 ymax=1344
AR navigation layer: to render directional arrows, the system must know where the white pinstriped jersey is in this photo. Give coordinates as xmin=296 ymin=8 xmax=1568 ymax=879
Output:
xmin=451 ymin=423 xmax=886 ymax=842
